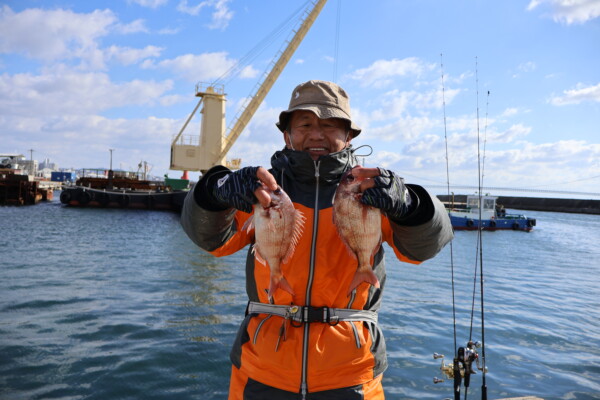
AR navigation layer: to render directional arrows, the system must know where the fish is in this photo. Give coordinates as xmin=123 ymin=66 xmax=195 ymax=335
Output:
xmin=333 ymin=169 xmax=382 ymax=295
xmin=244 ymin=186 xmax=305 ymax=300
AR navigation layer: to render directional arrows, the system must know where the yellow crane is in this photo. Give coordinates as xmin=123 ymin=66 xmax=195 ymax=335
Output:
xmin=170 ymin=0 xmax=328 ymax=174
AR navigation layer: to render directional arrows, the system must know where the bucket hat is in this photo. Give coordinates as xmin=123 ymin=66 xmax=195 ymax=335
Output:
xmin=276 ymin=80 xmax=361 ymax=137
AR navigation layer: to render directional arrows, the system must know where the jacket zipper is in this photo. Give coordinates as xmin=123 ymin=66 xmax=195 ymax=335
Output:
xmin=300 ymin=160 xmax=320 ymax=399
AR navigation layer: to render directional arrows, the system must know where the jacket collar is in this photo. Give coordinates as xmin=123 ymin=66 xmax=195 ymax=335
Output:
xmin=271 ymin=146 xmax=358 ymax=185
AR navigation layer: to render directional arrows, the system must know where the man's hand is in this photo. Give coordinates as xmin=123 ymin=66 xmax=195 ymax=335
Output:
xmin=213 ymin=166 xmax=277 ymax=213
xmin=352 ymin=166 xmax=412 ymax=221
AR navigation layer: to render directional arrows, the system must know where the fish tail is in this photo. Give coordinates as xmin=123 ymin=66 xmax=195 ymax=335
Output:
xmin=347 ymin=268 xmax=380 ymax=296
xmin=268 ymin=275 xmax=295 ymax=299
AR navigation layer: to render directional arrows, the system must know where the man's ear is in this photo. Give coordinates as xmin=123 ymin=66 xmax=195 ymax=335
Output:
xmin=283 ymin=131 xmax=292 ymax=148
xmin=345 ymin=131 xmax=352 ymax=146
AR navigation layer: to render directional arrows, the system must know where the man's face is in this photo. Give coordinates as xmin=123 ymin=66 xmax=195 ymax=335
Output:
xmin=284 ymin=110 xmax=351 ymax=161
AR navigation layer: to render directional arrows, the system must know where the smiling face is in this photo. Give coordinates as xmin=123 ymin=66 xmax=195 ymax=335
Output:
xmin=283 ymin=110 xmax=352 ymax=161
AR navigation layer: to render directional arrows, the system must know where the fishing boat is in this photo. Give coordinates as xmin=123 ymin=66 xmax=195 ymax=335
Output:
xmin=445 ymin=194 xmax=536 ymax=231
xmin=59 ymin=167 xmax=189 ymax=212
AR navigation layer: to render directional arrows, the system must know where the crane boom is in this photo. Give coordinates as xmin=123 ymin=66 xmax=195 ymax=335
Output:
xmin=217 ymin=0 xmax=328 ymax=161
xmin=170 ymin=0 xmax=327 ymax=173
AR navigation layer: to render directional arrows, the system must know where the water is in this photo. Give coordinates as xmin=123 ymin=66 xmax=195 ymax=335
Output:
xmin=1 ymin=199 xmax=599 ymax=400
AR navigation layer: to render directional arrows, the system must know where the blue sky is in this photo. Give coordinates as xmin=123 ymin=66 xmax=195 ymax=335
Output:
xmin=1 ymin=0 xmax=599 ymax=198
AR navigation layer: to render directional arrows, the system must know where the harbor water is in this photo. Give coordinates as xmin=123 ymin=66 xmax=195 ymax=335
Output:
xmin=1 ymin=198 xmax=599 ymax=399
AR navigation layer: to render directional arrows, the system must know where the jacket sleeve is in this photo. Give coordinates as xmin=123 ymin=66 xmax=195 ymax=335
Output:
xmin=387 ymin=184 xmax=454 ymax=262
xmin=180 ymin=166 xmax=252 ymax=254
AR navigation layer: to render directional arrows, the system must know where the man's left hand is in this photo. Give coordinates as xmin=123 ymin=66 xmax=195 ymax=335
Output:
xmin=352 ymin=166 xmax=412 ymax=221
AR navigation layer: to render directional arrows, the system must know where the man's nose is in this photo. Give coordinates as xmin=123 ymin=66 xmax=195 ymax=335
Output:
xmin=307 ymin=124 xmax=326 ymax=138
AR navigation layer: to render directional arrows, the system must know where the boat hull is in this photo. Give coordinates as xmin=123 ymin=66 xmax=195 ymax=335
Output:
xmin=450 ymin=215 xmax=536 ymax=232
xmin=59 ymin=187 xmax=187 ymax=212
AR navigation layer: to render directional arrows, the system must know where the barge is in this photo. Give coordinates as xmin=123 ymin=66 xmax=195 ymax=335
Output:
xmin=60 ymin=168 xmax=189 ymax=212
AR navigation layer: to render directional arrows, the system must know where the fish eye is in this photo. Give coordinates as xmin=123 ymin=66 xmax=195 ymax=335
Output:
xmin=274 ymin=188 xmax=281 ymax=195
xmin=346 ymin=174 xmax=355 ymax=182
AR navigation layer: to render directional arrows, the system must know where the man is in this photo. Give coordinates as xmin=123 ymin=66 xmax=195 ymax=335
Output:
xmin=181 ymin=80 xmax=454 ymax=399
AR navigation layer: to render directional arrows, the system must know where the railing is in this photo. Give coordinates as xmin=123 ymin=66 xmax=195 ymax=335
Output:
xmin=172 ymin=134 xmax=200 ymax=146
xmin=195 ymin=82 xmax=225 ymax=96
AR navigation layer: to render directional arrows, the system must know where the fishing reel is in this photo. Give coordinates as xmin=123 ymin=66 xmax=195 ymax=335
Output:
xmin=432 ymin=340 xmax=487 ymax=385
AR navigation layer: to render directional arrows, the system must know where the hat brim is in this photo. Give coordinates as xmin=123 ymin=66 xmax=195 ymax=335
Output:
xmin=276 ymin=105 xmax=361 ymax=137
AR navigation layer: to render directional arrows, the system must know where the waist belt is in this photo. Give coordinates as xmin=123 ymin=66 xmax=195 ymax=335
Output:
xmin=247 ymin=301 xmax=378 ymax=325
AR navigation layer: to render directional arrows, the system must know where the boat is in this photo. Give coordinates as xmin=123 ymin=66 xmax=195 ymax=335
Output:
xmin=445 ymin=194 xmax=536 ymax=231
xmin=0 ymin=154 xmax=54 ymax=206
xmin=59 ymin=168 xmax=189 ymax=212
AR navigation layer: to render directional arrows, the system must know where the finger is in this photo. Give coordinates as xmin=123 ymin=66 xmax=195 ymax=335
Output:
xmin=256 ymin=167 xmax=278 ymax=191
xmin=359 ymin=178 xmax=376 ymax=192
xmin=351 ymin=166 xmax=381 ymax=179
xmin=254 ymin=186 xmax=272 ymax=208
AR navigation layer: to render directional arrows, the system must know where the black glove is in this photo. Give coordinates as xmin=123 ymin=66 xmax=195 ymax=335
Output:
xmin=211 ymin=166 xmax=262 ymax=213
xmin=361 ymin=168 xmax=413 ymax=221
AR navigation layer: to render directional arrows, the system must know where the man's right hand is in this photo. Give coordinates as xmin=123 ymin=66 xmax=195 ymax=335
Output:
xmin=212 ymin=166 xmax=277 ymax=213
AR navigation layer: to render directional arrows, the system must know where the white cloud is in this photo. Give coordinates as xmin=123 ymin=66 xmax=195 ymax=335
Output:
xmin=158 ymin=27 xmax=181 ymax=35
xmin=489 ymin=124 xmax=531 ymax=143
xmin=115 ymin=18 xmax=149 ymax=34
xmin=177 ymin=0 xmax=233 ymax=29
xmin=0 ymin=6 xmax=115 ymax=61
xmin=527 ymin=0 xmax=600 ymax=24
xmin=239 ymin=65 xmax=259 ymax=79
xmin=368 ymin=115 xmax=438 ymax=142
xmin=500 ymin=108 xmax=520 ymax=117
xmin=0 ymin=68 xmax=174 ymax=117
xmin=106 ymin=45 xmax=163 ymax=65
xmin=129 ymin=0 xmax=169 ymax=8
xmin=0 ymin=6 xmax=154 ymax=70
xmin=518 ymin=61 xmax=537 ymax=72
xmin=151 ymin=52 xmax=257 ymax=82
xmin=208 ymin=0 xmax=234 ymax=29
xmin=346 ymin=57 xmax=435 ymax=87
xmin=549 ymin=82 xmax=600 ymax=105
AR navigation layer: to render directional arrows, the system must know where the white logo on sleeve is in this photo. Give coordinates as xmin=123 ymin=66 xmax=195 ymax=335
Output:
xmin=217 ymin=175 xmax=229 ymax=188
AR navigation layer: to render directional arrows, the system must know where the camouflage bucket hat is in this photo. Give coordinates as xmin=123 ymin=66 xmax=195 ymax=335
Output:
xmin=276 ymin=80 xmax=362 ymax=137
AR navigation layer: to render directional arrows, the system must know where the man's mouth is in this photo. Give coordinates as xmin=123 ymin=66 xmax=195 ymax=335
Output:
xmin=306 ymin=147 xmax=328 ymax=153
xmin=305 ymin=147 xmax=328 ymax=160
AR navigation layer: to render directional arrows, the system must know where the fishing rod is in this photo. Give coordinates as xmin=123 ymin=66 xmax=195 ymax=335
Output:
xmin=433 ymin=56 xmax=488 ymax=400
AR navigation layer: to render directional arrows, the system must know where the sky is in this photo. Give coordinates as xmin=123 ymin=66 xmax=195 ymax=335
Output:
xmin=1 ymin=0 xmax=599 ymax=198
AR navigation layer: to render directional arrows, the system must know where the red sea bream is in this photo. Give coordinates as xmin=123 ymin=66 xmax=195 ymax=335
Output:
xmin=333 ymin=169 xmax=382 ymax=294
xmin=245 ymin=186 xmax=304 ymax=299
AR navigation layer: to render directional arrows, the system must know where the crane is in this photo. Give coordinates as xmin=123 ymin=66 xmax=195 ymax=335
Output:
xmin=170 ymin=0 xmax=328 ymax=174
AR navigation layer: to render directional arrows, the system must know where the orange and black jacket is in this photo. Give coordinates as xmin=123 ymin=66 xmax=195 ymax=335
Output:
xmin=181 ymin=147 xmax=454 ymax=395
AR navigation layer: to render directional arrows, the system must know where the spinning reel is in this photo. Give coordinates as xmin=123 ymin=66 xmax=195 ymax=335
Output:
xmin=432 ymin=340 xmax=487 ymax=398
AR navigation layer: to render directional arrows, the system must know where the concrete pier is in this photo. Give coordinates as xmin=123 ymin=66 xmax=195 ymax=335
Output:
xmin=437 ymin=194 xmax=600 ymax=215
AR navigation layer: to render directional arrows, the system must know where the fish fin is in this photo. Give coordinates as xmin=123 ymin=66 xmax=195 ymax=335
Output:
xmin=252 ymin=244 xmax=267 ymax=266
xmin=282 ymin=210 xmax=305 ymax=264
xmin=268 ymin=275 xmax=295 ymax=299
xmin=370 ymin=235 xmax=383 ymax=265
xmin=347 ymin=269 xmax=380 ymax=296
xmin=242 ymin=215 xmax=255 ymax=234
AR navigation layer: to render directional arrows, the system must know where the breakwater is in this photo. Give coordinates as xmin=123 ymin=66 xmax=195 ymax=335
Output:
xmin=437 ymin=194 xmax=600 ymax=215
